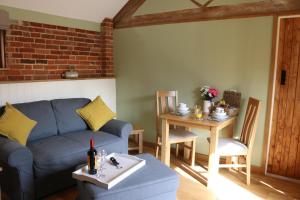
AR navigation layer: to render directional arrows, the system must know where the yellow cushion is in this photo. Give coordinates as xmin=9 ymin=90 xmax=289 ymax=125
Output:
xmin=76 ymin=96 xmax=116 ymax=131
xmin=0 ymin=103 xmax=37 ymax=145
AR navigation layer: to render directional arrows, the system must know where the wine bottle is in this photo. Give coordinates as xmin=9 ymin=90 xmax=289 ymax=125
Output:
xmin=87 ymin=138 xmax=97 ymax=175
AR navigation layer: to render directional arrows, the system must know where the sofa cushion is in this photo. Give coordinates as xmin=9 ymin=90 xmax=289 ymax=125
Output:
xmin=62 ymin=130 xmax=127 ymax=154
xmin=0 ymin=103 xmax=37 ymax=145
xmin=28 ymin=135 xmax=87 ymax=178
xmin=13 ymin=101 xmax=58 ymax=142
xmin=76 ymin=96 xmax=116 ymax=131
xmin=29 ymin=131 xmax=126 ymax=178
xmin=51 ymin=98 xmax=91 ymax=134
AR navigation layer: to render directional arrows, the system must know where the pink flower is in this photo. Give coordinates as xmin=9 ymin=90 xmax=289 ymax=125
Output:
xmin=208 ymin=88 xmax=218 ymax=97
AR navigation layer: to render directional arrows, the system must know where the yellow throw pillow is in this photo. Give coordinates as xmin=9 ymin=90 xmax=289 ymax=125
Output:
xmin=0 ymin=103 xmax=37 ymax=145
xmin=76 ymin=96 xmax=116 ymax=132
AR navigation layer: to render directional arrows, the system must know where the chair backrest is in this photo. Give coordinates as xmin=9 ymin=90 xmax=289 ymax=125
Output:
xmin=155 ymin=90 xmax=178 ymax=134
xmin=239 ymin=97 xmax=261 ymax=151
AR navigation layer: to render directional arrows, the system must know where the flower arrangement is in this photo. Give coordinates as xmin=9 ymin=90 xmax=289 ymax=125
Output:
xmin=200 ymin=86 xmax=218 ymax=101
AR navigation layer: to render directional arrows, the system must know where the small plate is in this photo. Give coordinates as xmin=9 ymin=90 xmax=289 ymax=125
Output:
xmin=172 ymin=111 xmax=190 ymax=116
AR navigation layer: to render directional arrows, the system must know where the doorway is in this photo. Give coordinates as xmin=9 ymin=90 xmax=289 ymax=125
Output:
xmin=267 ymin=16 xmax=300 ymax=179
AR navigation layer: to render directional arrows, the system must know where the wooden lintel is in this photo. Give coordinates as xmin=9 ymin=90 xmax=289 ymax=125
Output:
xmin=190 ymin=0 xmax=202 ymax=8
xmin=114 ymin=0 xmax=300 ymax=29
xmin=113 ymin=0 xmax=146 ymax=25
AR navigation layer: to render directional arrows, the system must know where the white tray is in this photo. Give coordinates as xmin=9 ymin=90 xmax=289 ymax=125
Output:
xmin=72 ymin=153 xmax=146 ymax=190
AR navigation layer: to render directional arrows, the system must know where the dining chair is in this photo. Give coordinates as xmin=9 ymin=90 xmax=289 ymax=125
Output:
xmin=155 ymin=90 xmax=198 ymax=166
xmin=207 ymin=97 xmax=261 ymax=185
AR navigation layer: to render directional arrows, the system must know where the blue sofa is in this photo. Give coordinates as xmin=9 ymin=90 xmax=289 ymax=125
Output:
xmin=0 ymin=98 xmax=132 ymax=200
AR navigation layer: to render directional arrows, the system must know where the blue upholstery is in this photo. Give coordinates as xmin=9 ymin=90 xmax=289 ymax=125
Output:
xmin=0 ymin=98 xmax=132 ymax=200
xmin=13 ymin=101 xmax=58 ymax=142
xmin=29 ymin=131 xmax=127 ymax=179
xmin=62 ymin=130 xmax=127 ymax=154
xmin=51 ymin=98 xmax=91 ymax=134
xmin=100 ymin=119 xmax=133 ymax=139
xmin=76 ymin=154 xmax=179 ymax=200
xmin=28 ymin=135 xmax=86 ymax=178
xmin=0 ymin=136 xmax=35 ymax=200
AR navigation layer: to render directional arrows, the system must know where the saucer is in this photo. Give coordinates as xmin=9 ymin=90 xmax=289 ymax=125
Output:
xmin=173 ymin=110 xmax=190 ymax=116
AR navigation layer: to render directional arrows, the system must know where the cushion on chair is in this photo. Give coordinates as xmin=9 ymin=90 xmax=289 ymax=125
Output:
xmin=168 ymin=128 xmax=197 ymax=143
xmin=13 ymin=101 xmax=58 ymax=142
xmin=208 ymin=138 xmax=248 ymax=156
xmin=51 ymin=98 xmax=91 ymax=134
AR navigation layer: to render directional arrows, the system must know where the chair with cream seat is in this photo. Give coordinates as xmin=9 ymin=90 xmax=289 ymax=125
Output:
xmin=207 ymin=97 xmax=261 ymax=185
xmin=155 ymin=90 xmax=198 ymax=166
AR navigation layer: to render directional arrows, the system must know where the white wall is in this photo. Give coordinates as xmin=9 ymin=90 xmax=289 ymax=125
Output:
xmin=0 ymin=79 xmax=116 ymax=111
xmin=0 ymin=0 xmax=128 ymax=22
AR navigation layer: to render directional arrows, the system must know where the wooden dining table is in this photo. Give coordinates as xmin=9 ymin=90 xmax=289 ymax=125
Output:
xmin=160 ymin=113 xmax=236 ymax=188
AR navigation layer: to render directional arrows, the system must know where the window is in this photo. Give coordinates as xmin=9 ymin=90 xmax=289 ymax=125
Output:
xmin=0 ymin=30 xmax=5 ymax=68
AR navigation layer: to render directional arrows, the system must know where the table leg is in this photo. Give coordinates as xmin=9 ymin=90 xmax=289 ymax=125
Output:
xmin=226 ymin=124 xmax=234 ymax=168
xmin=207 ymin=127 xmax=220 ymax=189
xmin=138 ymin=131 xmax=143 ymax=154
xmin=161 ymin=119 xmax=170 ymax=166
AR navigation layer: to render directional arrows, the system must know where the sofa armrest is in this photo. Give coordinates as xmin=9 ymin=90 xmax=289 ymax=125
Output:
xmin=0 ymin=136 xmax=35 ymax=200
xmin=0 ymin=137 xmax=33 ymax=167
xmin=100 ymin=119 xmax=133 ymax=139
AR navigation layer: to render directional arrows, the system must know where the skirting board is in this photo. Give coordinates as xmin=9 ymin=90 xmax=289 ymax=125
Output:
xmin=0 ymin=78 xmax=116 ymax=111
xmin=143 ymin=141 xmax=264 ymax=174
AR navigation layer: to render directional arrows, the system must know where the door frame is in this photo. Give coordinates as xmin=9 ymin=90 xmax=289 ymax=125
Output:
xmin=263 ymin=13 xmax=300 ymax=179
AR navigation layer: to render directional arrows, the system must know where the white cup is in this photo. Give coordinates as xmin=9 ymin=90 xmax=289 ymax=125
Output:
xmin=179 ymin=103 xmax=187 ymax=109
xmin=216 ymin=107 xmax=224 ymax=113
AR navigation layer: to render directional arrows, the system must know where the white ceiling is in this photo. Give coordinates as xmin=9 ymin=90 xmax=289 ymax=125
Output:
xmin=0 ymin=0 xmax=128 ymax=22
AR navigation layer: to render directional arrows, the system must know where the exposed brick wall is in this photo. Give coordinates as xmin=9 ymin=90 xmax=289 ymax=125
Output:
xmin=0 ymin=18 xmax=114 ymax=81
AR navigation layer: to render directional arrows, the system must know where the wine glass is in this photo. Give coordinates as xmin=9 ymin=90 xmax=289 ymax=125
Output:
xmin=96 ymin=149 xmax=107 ymax=178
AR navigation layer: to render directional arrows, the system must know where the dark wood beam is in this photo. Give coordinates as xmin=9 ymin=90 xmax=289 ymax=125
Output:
xmin=114 ymin=0 xmax=300 ymax=29
xmin=190 ymin=0 xmax=202 ymax=8
xmin=113 ymin=0 xmax=146 ymax=25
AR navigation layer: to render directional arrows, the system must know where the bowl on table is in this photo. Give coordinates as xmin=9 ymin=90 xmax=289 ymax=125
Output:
xmin=176 ymin=103 xmax=190 ymax=116
xmin=212 ymin=107 xmax=228 ymax=120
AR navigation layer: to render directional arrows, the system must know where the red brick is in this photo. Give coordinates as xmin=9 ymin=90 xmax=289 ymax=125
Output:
xmin=35 ymin=38 xmax=46 ymax=43
xmin=19 ymin=48 xmax=35 ymax=53
xmin=8 ymin=42 xmax=24 ymax=47
xmin=10 ymin=31 xmax=23 ymax=36
xmin=8 ymin=76 xmax=24 ymax=81
xmin=43 ymin=24 xmax=57 ymax=29
xmin=30 ymin=22 xmax=43 ymax=27
xmin=46 ymin=55 xmax=58 ymax=59
xmin=31 ymin=32 xmax=41 ymax=37
xmin=42 ymin=34 xmax=55 ymax=39
xmin=15 ymin=37 xmax=34 ymax=43
xmin=32 ymin=54 xmax=46 ymax=59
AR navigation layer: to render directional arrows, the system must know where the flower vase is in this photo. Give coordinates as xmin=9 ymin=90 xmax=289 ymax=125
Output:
xmin=203 ymin=100 xmax=211 ymax=114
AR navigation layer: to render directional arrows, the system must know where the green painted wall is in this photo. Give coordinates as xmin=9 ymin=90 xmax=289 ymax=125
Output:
xmin=114 ymin=16 xmax=273 ymax=166
xmin=0 ymin=5 xmax=100 ymax=31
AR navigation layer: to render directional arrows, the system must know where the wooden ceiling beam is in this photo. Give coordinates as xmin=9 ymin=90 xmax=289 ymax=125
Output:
xmin=114 ymin=0 xmax=300 ymax=29
xmin=113 ymin=0 xmax=146 ymax=25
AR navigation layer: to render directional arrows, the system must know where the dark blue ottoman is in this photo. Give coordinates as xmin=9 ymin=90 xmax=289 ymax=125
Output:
xmin=76 ymin=154 xmax=179 ymax=200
